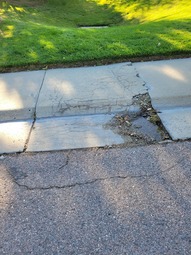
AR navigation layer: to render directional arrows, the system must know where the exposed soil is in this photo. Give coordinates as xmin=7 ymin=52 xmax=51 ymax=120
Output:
xmin=105 ymin=93 xmax=171 ymax=147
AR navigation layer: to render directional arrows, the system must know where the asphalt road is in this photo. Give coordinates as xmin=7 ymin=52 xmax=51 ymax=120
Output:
xmin=1 ymin=141 xmax=191 ymax=255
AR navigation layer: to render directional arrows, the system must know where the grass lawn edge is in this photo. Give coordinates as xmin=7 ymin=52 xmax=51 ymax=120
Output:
xmin=0 ymin=53 xmax=191 ymax=73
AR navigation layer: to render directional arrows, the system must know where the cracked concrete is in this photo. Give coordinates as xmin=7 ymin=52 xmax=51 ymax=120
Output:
xmin=0 ymin=70 xmax=46 ymax=154
xmin=1 ymin=58 xmax=191 ymax=154
xmin=0 ymin=59 xmax=191 ymax=254
xmin=36 ymin=63 xmax=146 ymax=118
xmin=0 ymin=70 xmax=46 ymax=122
xmin=26 ymin=114 xmax=125 ymax=152
xmin=23 ymin=71 xmax=47 ymax=152
xmin=134 ymin=58 xmax=191 ymax=140
xmin=0 ymin=62 xmax=148 ymax=154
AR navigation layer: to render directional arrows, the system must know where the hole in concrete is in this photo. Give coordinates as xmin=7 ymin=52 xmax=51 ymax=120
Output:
xmin=105 ymin=93 xmax=171 ymax=146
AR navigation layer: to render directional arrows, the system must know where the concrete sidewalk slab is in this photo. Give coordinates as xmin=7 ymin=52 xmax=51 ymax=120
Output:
xmin=134 ymin=58 xmax=191 ymax=141
xmin=1 ymin=58 xmax=191 ymax=154
xmin=0 ymin=71 xmax=45 ymax=121
xmin=158 ymin=107 xmax=191 ymax=140
xmin=27 ymin=114 xmax=125 ymax=152
xmin=36 ymin=63 xmax=146 ymax=118
xmin=0 ymin=120 xmax=32 ymax=154
xmin=134 ymin=58 xmax=191 ymax=110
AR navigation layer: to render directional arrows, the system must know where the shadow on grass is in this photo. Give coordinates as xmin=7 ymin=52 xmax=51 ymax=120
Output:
xmin=89 ymin=0 xmax=175 ymax=21
xmin=0 ymin=18 xmax=191 ymax=69
xmin=1 ymin=0 xmax=123 ymax=28
xmin=91 ymin=0 xmax=174 ymax=10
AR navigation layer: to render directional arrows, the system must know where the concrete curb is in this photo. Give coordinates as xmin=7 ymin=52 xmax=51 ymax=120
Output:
xmin=0 ymin=62 xmax=147 ymax=154
xmin=1 ymin=58 xmax=191 ymax=154
xmin=134 ymin=58 xmax=191 ymax=140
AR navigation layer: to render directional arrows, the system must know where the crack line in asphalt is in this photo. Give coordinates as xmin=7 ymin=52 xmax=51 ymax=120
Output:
xmin=23 ymin=71 xmax=47 ymax=152
xmin=6 ymin=156 xmax=186 ymax=191
xmin=58 ymin=151 xmax=71 ymax=170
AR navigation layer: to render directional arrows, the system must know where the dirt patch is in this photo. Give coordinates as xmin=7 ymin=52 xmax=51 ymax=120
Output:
xmin=105 ymin=93 xmax=170 ymax=146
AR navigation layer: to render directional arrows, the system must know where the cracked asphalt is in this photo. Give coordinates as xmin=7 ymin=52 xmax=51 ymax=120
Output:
xmin=1 ymin=141 xmax=191 ymax=254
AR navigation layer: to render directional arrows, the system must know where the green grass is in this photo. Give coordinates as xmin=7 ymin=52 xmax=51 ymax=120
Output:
xmin=0 ymin=0 xmax=191 ymax=69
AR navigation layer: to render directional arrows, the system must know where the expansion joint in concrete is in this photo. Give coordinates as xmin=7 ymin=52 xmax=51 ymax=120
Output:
xmin=23 ymin=71 xmax=47 ymax=152
xmin=23 ymin=119 xmax=35 ymax=152
xmin=34 ymin=70 xmax=47 ymax=112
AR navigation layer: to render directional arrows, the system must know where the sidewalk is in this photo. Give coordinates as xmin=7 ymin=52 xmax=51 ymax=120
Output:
xmin=0 ymin=58 xmax=191 ymax=154
xmin=134 ymin=58 xmax=191 ymax=140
